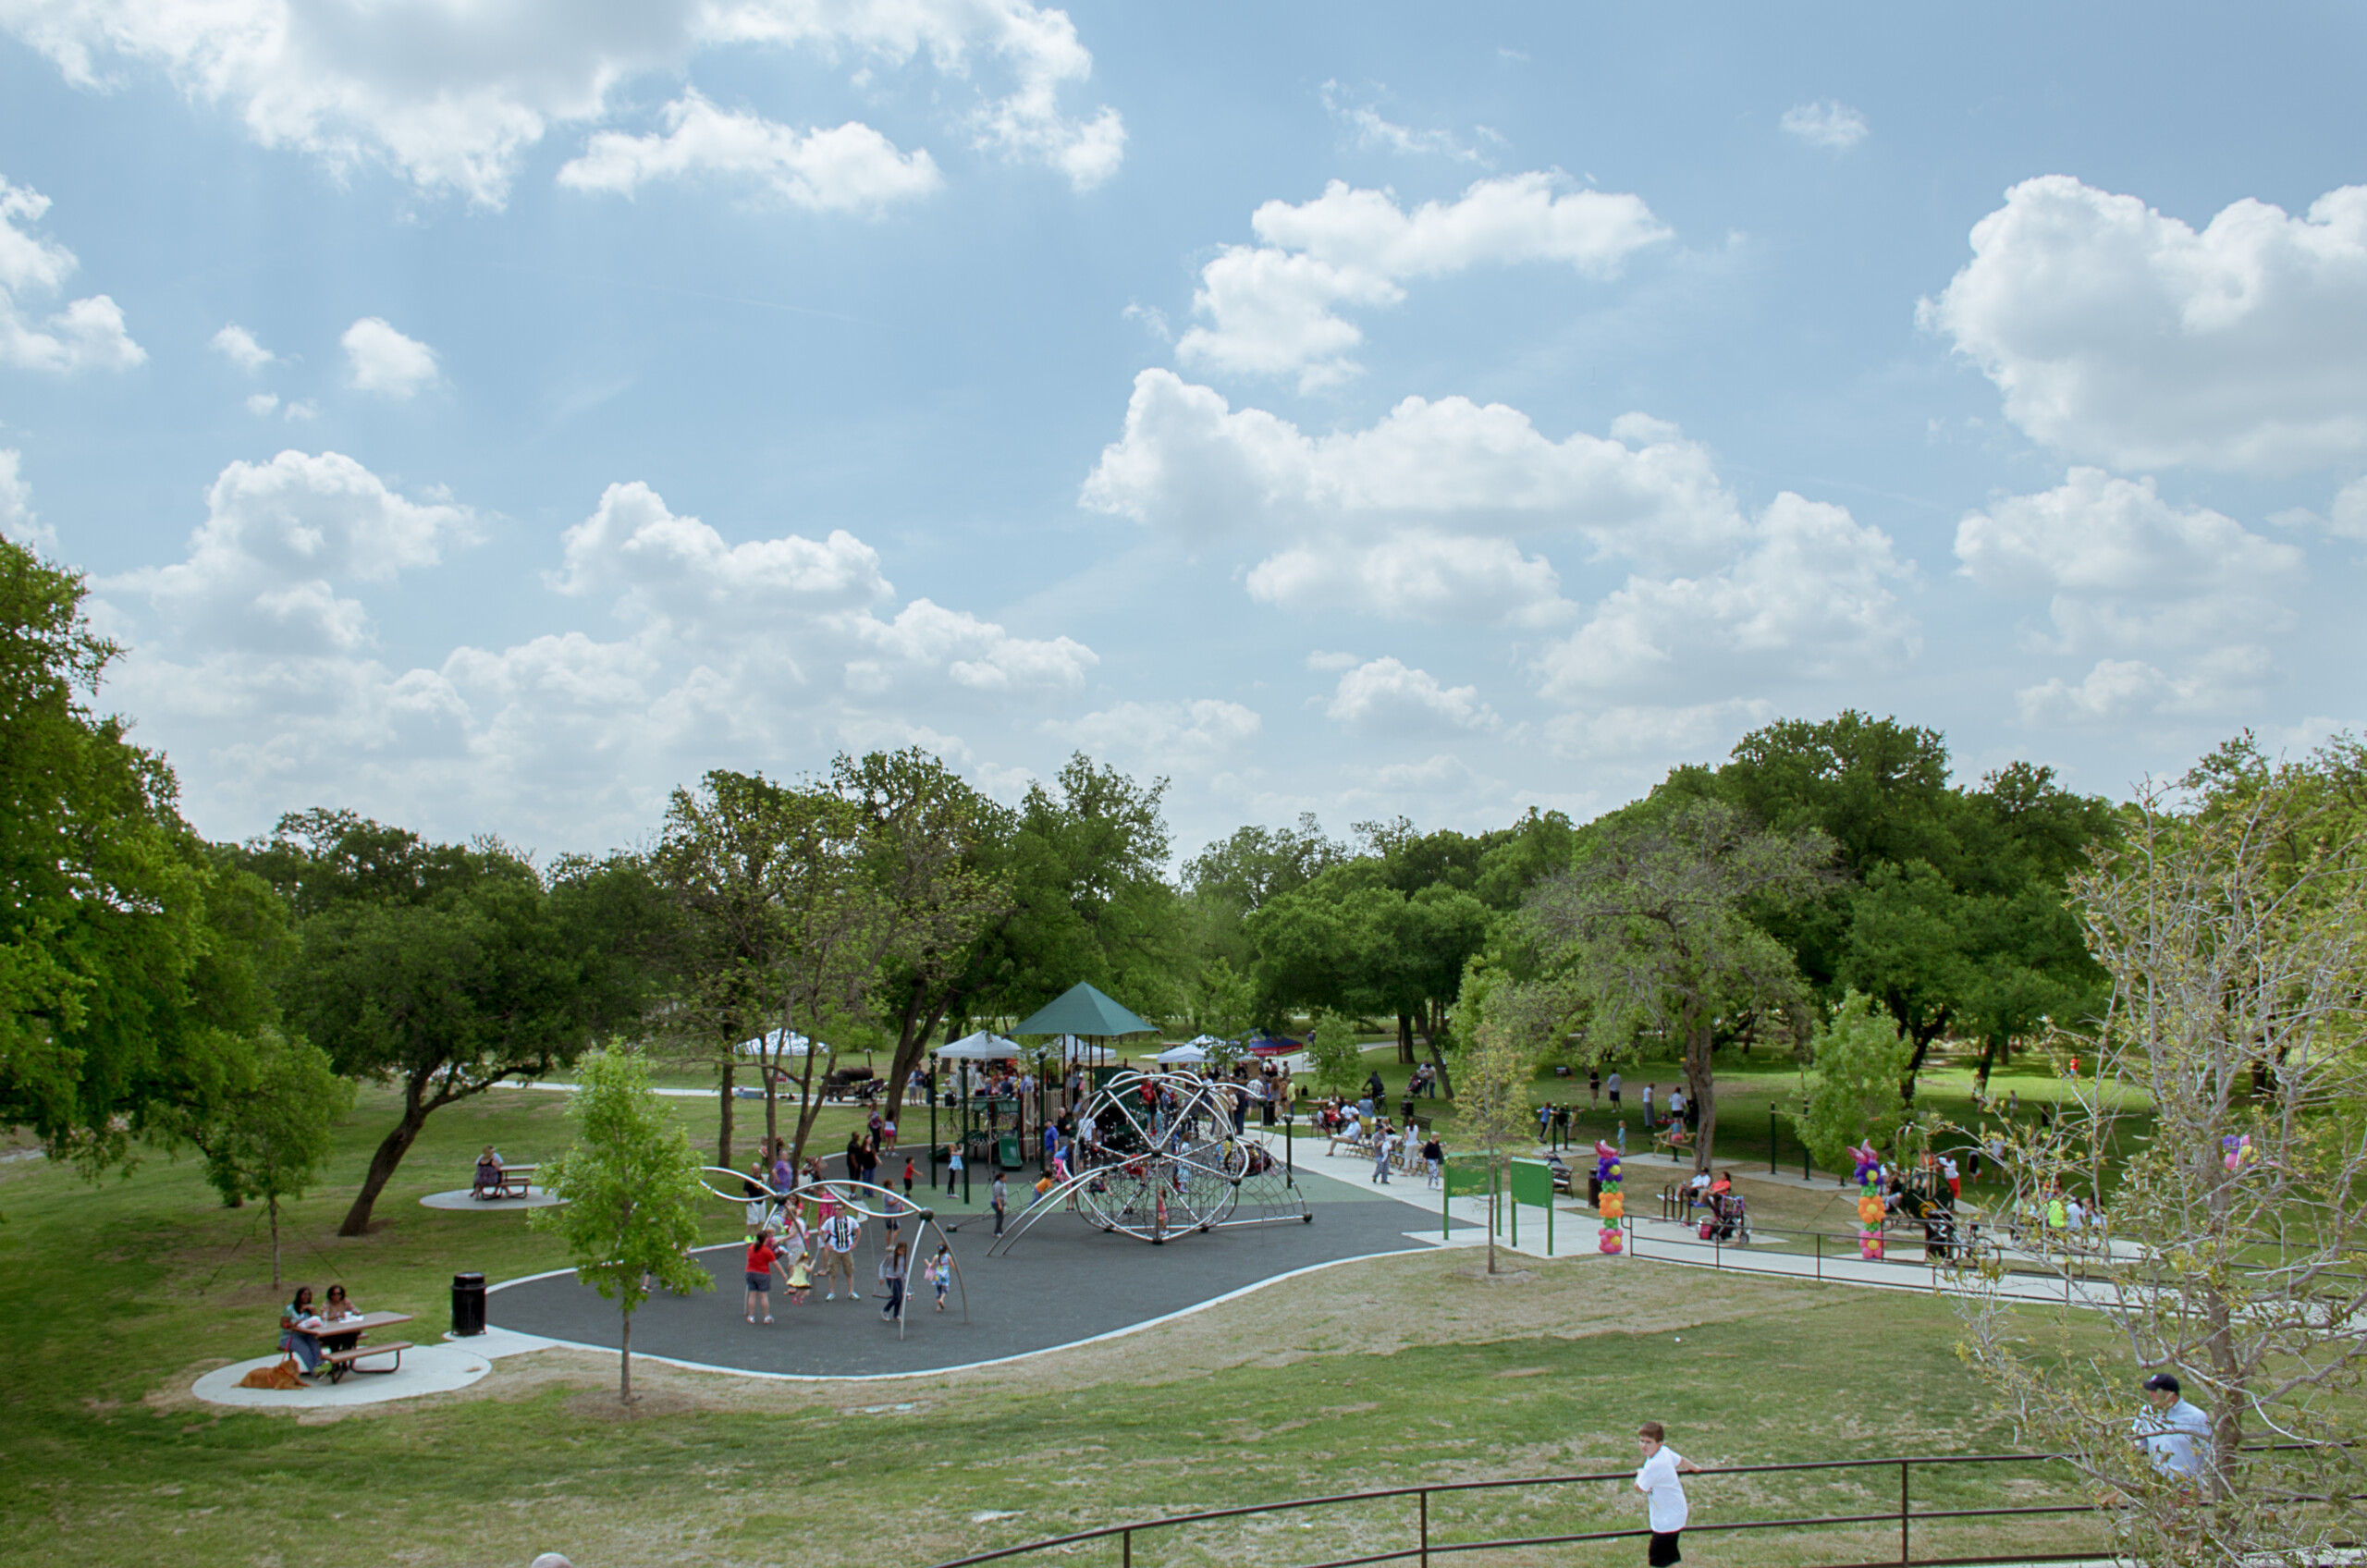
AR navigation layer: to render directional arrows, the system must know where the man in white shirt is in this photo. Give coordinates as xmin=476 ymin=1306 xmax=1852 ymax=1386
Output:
xmin=1634 ymin=1421 xmax=1703 ymax=1565
xmin=2131 ymin=1372 xmax=2213 ymax=1485
xmin=818 ymin=1210 xmax=861 ymax=1301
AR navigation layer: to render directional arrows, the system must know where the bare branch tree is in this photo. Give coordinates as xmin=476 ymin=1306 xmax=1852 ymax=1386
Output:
xmin=1950 ymin=768 xmax=2367 ymax=1566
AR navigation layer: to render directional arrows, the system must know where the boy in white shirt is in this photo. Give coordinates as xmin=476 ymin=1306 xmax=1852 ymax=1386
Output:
xmin=1634 ymin=1421 xmax=1703 ymax=1565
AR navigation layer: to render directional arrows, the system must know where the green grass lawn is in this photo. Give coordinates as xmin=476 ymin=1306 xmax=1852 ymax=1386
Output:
xmin=0 ymin=1073 xmax=2136 ymax=1568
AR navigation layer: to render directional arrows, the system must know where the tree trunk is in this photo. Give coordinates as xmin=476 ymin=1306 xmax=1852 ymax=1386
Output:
xmin=1898 ymin=1021 xmax=1944 ymax=1103
xmin=619 ymin=1305 xmax=633 ymax=1403
xmin=1973 ymin=1032 xmax=2002 ymax=1098
xmin=1486 ymin=1155 xmax=1499 ymax=1275
xmin=1685 ymin=1017 xmax=1716 ymax=1175
xmin=1397 ymin=1012 xmax=1417 ymax=1065
xmin=884 ymin=980 xmax=953 ymax=1131
xmin=269 ymin=1194 xmax=282 ymax=1286
xmin=717 ymin=1056 xmax=736 ymax=1172
xmin=790 ymin=1009 xmax=829 ymax=1168
xmin=338 ymin=1077 xmax=436 ymax=1235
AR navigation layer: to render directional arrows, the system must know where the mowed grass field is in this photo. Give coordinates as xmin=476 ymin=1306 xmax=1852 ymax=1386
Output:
xmin=0 ymin=1075 xmax=2117 ymax=1568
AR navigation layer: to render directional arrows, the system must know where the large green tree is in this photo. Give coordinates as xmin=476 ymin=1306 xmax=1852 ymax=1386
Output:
xmin=964 ymin=753 xmax=1181 ymax=1023
xmin=0 ymin=538 xmax=279 ymax=1165
xmin=253 ymin=812 xmax=663 ymax=1234
xmin=833 ymin=748 xmax=1012 ymax=1133
xmin=1677 ymin=713 xmax=2113 ymax=1096
xmin=1527 ymin=796 xmax=1834 ymax=1172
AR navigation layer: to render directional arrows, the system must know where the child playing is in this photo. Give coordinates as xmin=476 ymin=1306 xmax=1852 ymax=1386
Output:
xmin=784 ymin=1252 xmax=812 ymax=1305
xmin=925 ymin=1243 xmax=953 ymax=1311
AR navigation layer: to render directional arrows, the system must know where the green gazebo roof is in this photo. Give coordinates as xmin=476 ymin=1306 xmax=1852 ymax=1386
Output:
xmin=1012 ymin=982 xmax=1159 ymax=1039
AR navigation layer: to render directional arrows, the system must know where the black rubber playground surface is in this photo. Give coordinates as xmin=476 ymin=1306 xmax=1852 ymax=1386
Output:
xmin=490 ymin=1163 xmax=1471 ymax=1377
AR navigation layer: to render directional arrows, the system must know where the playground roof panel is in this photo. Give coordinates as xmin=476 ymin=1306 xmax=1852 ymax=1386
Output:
xmin=1011 ymin=982 xmax=1158 ymax=1039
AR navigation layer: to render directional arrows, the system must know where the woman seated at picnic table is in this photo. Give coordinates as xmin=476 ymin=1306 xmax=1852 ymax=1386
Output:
xmin=319 ymin=1284 xmax=363 ymax=1354
xmin=472 ymin=1145 xmax=503 ymax=1197
xmin=279 ymin=1286 xmax=326 ymax=1375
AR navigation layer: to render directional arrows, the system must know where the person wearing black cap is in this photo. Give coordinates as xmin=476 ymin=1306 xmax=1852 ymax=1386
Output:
xmin=2131 ymin=1372 xmax=2212 ymax=1482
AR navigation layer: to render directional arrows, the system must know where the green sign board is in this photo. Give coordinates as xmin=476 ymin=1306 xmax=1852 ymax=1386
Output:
xmin=1443 ymin=1156 xmax=1493 ymax=1198
xmin=1509 ymin=1158 xmax=1554 ymax=1207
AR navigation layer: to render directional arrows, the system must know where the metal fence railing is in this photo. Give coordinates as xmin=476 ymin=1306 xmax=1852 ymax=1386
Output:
xmin=927 ymin=1452 xmax=2118 ymax=1568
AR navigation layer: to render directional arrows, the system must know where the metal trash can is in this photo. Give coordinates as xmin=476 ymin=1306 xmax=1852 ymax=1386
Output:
xmin=451 ymin=1271 xmax=486 ymax=1337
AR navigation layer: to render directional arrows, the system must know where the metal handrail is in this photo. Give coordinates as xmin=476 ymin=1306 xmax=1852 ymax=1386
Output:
xmin=926 ymin=1452 xmax=2114 ymax=1568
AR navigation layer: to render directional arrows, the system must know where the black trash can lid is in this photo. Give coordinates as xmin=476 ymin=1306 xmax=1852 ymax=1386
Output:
xmin=453 ymin=1271 xmax=485 ymax=1287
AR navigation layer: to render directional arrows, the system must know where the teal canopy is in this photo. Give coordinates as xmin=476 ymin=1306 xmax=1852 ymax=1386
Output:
xmin=1012 ymin=982 xmax=1158 ymax=1039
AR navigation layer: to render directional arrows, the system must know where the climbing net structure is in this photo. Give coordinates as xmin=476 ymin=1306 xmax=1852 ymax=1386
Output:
xmin=988 ymin=1068 xmax=1312 ymax=1255
xmin=696 ymin=1168 xmax=965 ymax=1335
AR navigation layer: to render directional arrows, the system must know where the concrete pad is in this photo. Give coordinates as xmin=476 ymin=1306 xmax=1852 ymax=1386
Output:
xmin=445 ymin=1324 xmax=559 ymax=1359
xmin=420 ymin=1187 xmax=561 ymax=1210
xmin=192 ymin=1342 xmax=491 ymax=1409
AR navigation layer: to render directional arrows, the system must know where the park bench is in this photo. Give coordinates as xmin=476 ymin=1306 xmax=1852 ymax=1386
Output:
xmin=1650 ymin=1125 xmax=1694 ymax=1159
xmin=321 ymin=1340 xmax=413 ymax=1383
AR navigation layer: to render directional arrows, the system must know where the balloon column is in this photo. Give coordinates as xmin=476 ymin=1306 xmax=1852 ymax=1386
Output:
xmin=1595 ymin=1140 xmax=1624 ymax=1255
xmin=1850 ymin=1140 xmax=1884 ymax=1260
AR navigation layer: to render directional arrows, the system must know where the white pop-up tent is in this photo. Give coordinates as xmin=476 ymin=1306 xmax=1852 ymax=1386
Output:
xmin=935 ymin=1030 xmax=1020 ymax=1060
xmin=734 ymin=1029 xmax=823 ymax=1058
xmin=1155 ymin=1041 xmax=1208 ymax=1064
xmin=1051 ymin=1034 xmax=1119 ymax=1063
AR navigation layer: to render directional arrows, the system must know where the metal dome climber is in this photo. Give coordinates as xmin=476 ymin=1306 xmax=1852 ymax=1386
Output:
xmin=695 ymin=1168 xmax=966 ymax=1335
xmin=987 ymin=1068 xmax=1312 ymax=1255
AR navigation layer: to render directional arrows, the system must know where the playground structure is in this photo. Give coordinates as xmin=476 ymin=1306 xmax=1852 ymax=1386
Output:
xmin=989 ymin=1068 xmax=1312 ymax=1253
xmin=695 ymin=1168 xmax=966 ymax=1336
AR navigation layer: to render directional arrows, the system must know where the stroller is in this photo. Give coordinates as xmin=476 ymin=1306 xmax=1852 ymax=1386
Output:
xmin=1699 ymin=1190 xmax=1748 ymax=1243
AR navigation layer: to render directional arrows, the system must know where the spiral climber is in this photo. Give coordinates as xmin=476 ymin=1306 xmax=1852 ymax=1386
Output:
xmin=988 ymin=1068 xmax=1312 ymax=1254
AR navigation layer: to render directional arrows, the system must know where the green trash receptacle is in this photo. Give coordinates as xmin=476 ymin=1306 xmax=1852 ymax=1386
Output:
xmin=997 ymin=1133 xmax=1022 ymax=1170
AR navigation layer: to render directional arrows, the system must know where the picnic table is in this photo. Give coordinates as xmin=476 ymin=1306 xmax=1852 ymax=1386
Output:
xmin=303 ymin=1310 xmax=416 ymax=1383
xmin=475 ymin=1163 xmax=537 ymax=1199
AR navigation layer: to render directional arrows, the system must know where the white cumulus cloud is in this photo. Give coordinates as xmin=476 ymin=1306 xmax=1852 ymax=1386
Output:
xmin=1325 ymin=657 xmax=1498 ymax=732
xmin=1536 ymin=492 xmax=1918 ymax=700
xmin=2 ymin=0 xmax=1122 ymax=206
xmin=0 ymin=447 xmax=55 ymax=551
xmin=558 ymin=92 xmax=941 ymax=211
xmin=2016 ymin=648 xmax=2272 ymax=728
xmin=1955 ymin=468 xmax=2301 ymax=653
xmin=94 ymin=458 xmax=1103 ymax=843
xmin=1082 ymin=368 xmax=1919 ymax=704
xmin=1176 ymin=173 xmax=1670 ymax=389
xmin=1780 ymin=101 xmax=1868 ymax=150
xmin=0 ymin=174 xmax=143 ymax=373
xmin=1046 ymin=698 xmax=1261 ymax=775
xmin=209 ymin=322 xmax=274 ymax=371
xmin=1924 ymin=176 xmax=2367 ymax=472
xmin=342 ymin=316 xmax=437 ymax=398
xmin=108 ymin=448 xmax=476 ymax=657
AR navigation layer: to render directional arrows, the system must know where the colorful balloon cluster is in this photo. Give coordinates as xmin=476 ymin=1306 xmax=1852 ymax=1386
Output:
xmin=1850 ymin=1140 xmax=1883 ymax=1261
xmin=1595 ymin=1140 xmax=1624 ymax=1255
xmin=2222 ymin=1133 xmax=2254 ymax=1172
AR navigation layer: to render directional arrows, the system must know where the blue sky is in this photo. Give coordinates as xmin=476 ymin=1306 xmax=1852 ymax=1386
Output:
xmin=3 ymin=2 xmax=2364 ymax=860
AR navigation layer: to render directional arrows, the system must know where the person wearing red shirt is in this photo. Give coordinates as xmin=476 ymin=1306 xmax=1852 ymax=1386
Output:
xmin=744 ymin=1231 xmax=781 ymax=1324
